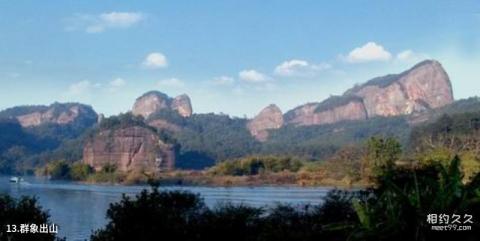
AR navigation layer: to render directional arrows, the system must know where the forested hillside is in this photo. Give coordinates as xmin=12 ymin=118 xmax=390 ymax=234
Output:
xmin=0 ymin=103 xmax=98 ymax=174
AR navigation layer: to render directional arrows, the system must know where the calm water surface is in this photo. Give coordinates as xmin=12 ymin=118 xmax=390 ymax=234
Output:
xmin=0 ymin=176 xmax=333 ymax=241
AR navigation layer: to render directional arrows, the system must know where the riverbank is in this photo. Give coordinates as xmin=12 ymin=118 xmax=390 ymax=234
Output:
xmin=32 ymin=156 xmax=370 ymax=187
xmin=79 ymin=170 xmax=369 ymax=188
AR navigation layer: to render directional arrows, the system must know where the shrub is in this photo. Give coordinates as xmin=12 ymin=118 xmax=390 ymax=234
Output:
xmin=210 ymin=156 xmax=304 ymax=176
xmin=351 ymin=156 xmax=480 ymax=241
xmin=90 ymin=189 xmax=206 ymax=241
xmin=46 ymin=160 xmax=70 ymax=180
xmin=362 ymin=136 xmax=402 ymax=180
xmin=0 ymin=194 xmax=64 ymax=241
xmin=70 ymin=163 xmax=93 ymax=181
xmin=101 ymin=163 xmax=116 ymax=173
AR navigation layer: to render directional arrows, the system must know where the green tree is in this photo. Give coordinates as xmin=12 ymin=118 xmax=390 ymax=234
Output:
xmin=47 ymin=160 xmax=70 ymax=180
xmin=352 ymin=156 xmax=480 ymax=241
xmin=364 ymin=137 xmax=402 ymax=178
xmin=91 ymin=189 xmax=206 ymax=241
xmin=70 ymin=162 xmax=93 ymax=180
xmin=209 ymin=156 xmax=304 ymax=176
xmin=323 ymin=145 xmax=363 ymax=183
xmin=0 ymin=195 xmax=64 ymax=241
xmin=101 ymin=163 xmax=116 ymax=173
xmin=89 ymin=186 xmax=356 ymax=241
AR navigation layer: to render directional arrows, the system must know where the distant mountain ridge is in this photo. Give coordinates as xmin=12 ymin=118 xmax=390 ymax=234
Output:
xmin=249 ymin=60 xmax=454 ymax=141
xmin=0 ymin=102 xmax=98 ymax=128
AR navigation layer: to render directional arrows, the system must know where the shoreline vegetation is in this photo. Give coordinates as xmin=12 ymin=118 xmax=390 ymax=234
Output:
xmin=33 ymin=131 xmax=479 ymax=188
xmin=32 ymin=138 xmax=385 ymax=187
xmin=94 ymin=170 xmax=369 ymax=188
xmin=34 ymin=164 xmax=369 ymax=188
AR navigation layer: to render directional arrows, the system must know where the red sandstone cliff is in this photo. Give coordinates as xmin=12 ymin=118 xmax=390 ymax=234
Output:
xmin=247 ymin=104 xmax=284 ymax=141
xmin=0 ymin=103 xmax=98 ymax=127
xmin=83 ymin=126 xmax=175 ymax=172
xmin=132 ymin=91 xmax=192 ymax=119
xmin=283 ymin=60 xmax=453 ymax=127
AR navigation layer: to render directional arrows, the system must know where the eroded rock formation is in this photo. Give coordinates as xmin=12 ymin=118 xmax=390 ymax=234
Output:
xmin=247 ymin=104 xmax=283 ymax=141
xmin=0 ymin=103 xmax=98 ymax=127
xmin=284 ymin=60 xmax=453 ymax=126
xmin=132 ymin=91 xmax=192 ymax=119
xmin=171 ymin=94 xmax=193 ymax=117
xmin=83 ymin=126 xmax=175 ymax=172
xmin=345 ymin=60 xmax=453 ymax=117
xmin=284 ymin=96 xmax=368 ymax=126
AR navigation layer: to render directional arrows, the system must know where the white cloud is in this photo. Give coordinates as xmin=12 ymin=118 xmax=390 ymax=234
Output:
xmin=66 ymin=80 xmax=94 ymax=96
xmin=397 ymin=50 xmax=414 ymax=61
xmin=62 ymin=80 xmax=104 ymax=102
xmin=210 ymin=76 xmax=235 ymax=85
xmin=274 ymin=59 xmax=331 ymax=77
xmin=109 ymin=78 xmax=126 ymax=87
xmin=64 ymin=78 xmax=129 ymax=97
xmin=396 ymin=50 xmax=429 ymax=62
xmin=345 ymin=42 xmax=392 ymax=63
xmin=157 ymin=78 xmax=185 ymax=88
xmin=239 ymin=69 xmax=269 ymax=83
xmin=142 ymin=52 xmax=168 ymax=69
xmin=68 ymin=12 xmax=145 ymax=33
xmin=107 ymin=78 xmax=126 ymax=92
xmin=100 ymin=12 xmax=143 ymax=27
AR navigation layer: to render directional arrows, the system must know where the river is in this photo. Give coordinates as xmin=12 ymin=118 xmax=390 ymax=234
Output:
xmin=0 ymin=176 xmax=334 ymax=241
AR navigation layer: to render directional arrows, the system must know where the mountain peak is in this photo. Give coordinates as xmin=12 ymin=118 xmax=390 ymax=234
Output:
xmin=132 ymin=91 xmax=193 ymax=119
xmin=345 ymin=59 xmax=449 ymax=94
xmin=247 ymin=104 xmax=284 ymax=141
xmin=172 ymin=94 xmax=193 ymax=117
xmin=136 ymin=91 xmax=169 ymax=101
xmin=284 ymin=60 xmax=454 ymax=126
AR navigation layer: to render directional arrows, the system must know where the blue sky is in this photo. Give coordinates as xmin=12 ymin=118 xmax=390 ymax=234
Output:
xmin=0 ymin=1 xmax=479 ymax=117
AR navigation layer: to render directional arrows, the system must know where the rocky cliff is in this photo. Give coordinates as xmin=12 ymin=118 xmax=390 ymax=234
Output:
xmin=132 ymin=91 xmax=193 ymax=119
xmin=0 ymin=103 xmax=98 ymax=127
xmin=171 ymin=94 xmax=193 ymax=118
xmin=284 ymin=96 xmax=368 ymax=126
xmin=247 ymin=104 xmax=283 ymax=141
xmin=83 ymin=126 xmax=175 ymax=172
xmin=345 ymin=60 xmax=453 ymax=117
xmin=284 ymin=60 xmax=453 ymax=126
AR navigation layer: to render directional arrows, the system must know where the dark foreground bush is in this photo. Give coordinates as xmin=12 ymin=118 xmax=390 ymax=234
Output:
xmin=91 ymin=157 xmax=480 ymax=241
xmin=351 ymin=156 xmax=480 ymax=241
xmin=0 ymin=195 xmax=64 ymax=241
xmin=90 ymin=187 xmax=359 ymax=241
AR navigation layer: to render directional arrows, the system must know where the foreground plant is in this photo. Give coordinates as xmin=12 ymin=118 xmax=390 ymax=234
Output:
xmin=351 ymin=156 xmax=480 ymax=241
xmin=0 ymin=195 xmax=64 ymax=241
